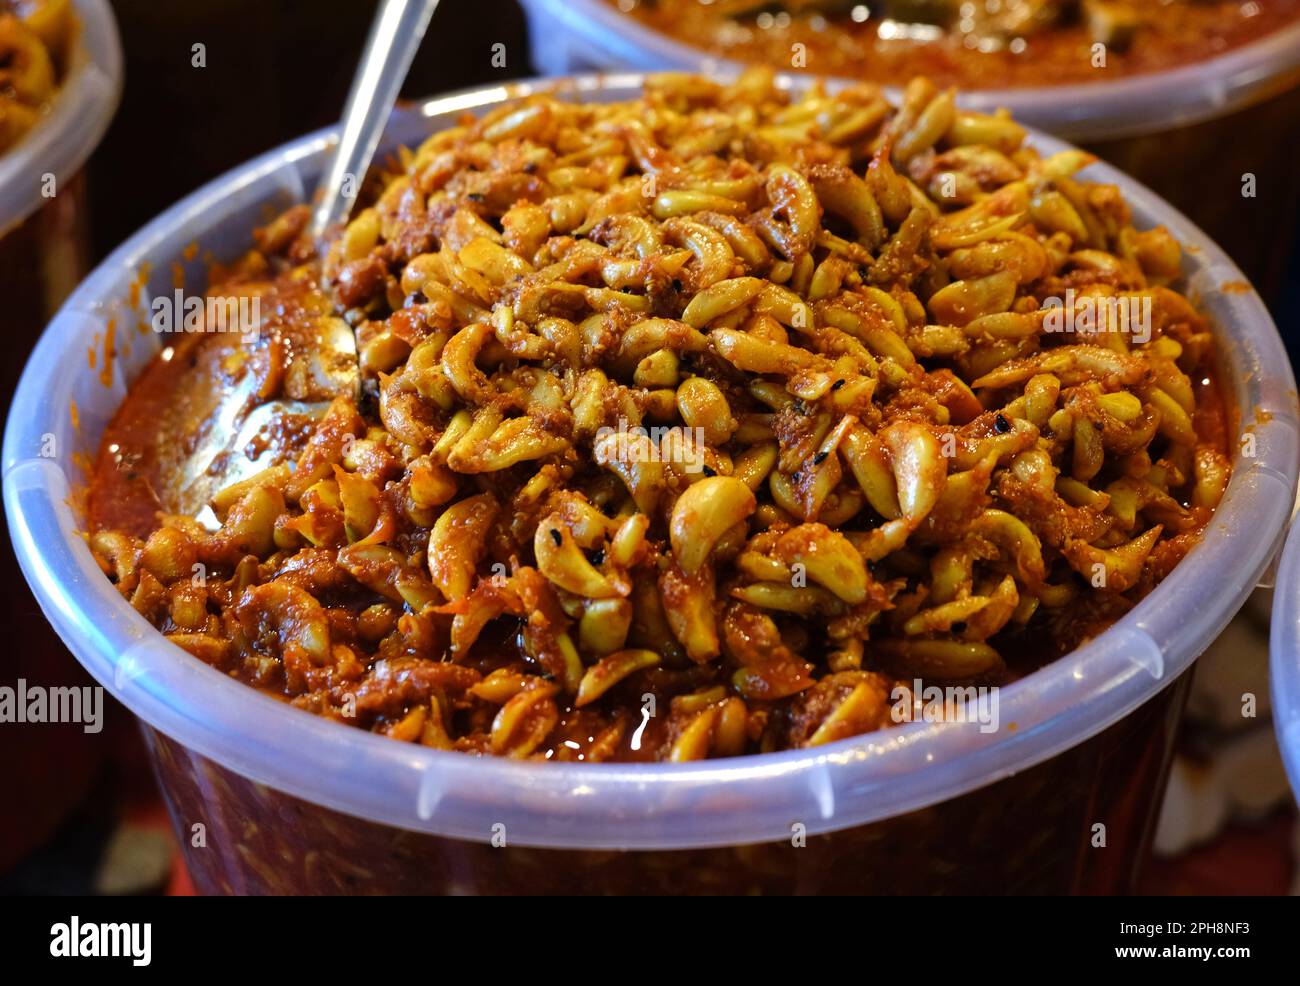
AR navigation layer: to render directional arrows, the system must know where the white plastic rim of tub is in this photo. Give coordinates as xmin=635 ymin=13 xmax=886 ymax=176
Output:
xmin=0 ymin=0 xmax=123 ymax=237
xmin=518 ymin=0 xmax=1300 ymax=142
xmin=5 ymin=74 xmax=1299 ymax=851
xmin=1270 ymin=518 xmax=1300 ymax=803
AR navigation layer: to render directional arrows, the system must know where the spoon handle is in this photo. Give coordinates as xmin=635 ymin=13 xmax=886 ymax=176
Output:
xmin=310 ymin=0 xmax=440 ymax=242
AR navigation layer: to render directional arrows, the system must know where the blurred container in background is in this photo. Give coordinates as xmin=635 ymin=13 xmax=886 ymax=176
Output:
xmin=517 ymin=0 xmax=1300 ymax=305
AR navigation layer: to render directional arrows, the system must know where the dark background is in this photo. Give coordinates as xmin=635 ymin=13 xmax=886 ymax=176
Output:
xmin=3 ymin=0 xmax=1299 ymax=892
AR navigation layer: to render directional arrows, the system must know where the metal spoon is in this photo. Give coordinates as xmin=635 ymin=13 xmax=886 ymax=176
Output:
xmin=310 ymin=0 xmax=441 ymax=243
xmin=171 ymin=0 xmax=439 ymax=523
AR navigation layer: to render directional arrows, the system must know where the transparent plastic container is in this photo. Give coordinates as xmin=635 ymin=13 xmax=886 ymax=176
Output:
xmin=0 ymin=0 xmax=122 ymax=325
xmin=1269 ymin=522 xmax=1300 ymax=805
xmin=5 ymin=75 xmax=1297 ymax=895
xmin=0 ymin=0 xmax=121 ymax=233
xmin=0 ymin=0 xmax=122 ymax=874
xmin=518 ymin=0 xmax=1300 ymax=300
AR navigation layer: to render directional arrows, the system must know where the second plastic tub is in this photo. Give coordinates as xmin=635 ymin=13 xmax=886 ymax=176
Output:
xmin=5 ymin=74 xmax=1298 ymax=895
xmin=0 ymin=0 xmax=122 ymax=333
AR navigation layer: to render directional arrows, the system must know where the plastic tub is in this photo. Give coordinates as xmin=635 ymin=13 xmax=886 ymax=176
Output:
xmin=0 ymin=0 xmax=122 ymax=323
xmin=0 ymin=0 xmax=122 ymax=231
xmin=0 ymin=0 xmax=122 ymax=875
xmin=518 ymin=0 xmax=1300 ymax=301
xmin=1269 ymin=522 xmax=1300 ymax=805
xmin=5 ymin=74 xmax=1298 ymax=895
